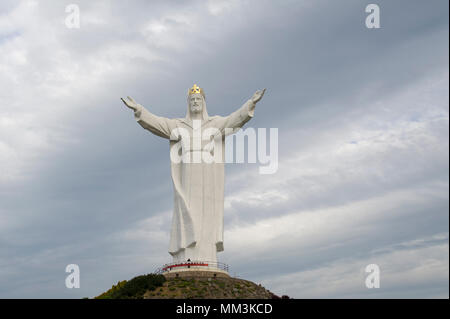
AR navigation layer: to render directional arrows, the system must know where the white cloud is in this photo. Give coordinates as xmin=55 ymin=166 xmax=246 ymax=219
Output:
xmin=219 ymin=70 xmax=448 ymax=298
xmin=207 ymin=0 xmax=240 ymax=16
xmin=0 ymin=0 xmax=447 ymax=298
xmin=261 ymin=236 xmax=448 ymax=298
xmin=224 ymin=181 xmax=448 ymax=258
xmin=224 ymin=70 xmax=449 ymax=216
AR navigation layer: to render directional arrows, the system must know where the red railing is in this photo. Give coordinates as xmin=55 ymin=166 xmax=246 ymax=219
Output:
xmin=155 ymin=260 xmax=229 ymax=274
xmin=162 ymin=262 xmax=209 ymax=271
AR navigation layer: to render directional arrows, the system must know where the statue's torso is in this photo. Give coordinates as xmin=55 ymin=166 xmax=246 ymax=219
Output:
xmin=171 ymin=117 xmax=225 ymax=154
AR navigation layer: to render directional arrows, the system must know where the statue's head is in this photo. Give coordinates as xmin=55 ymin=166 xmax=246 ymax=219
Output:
xmin=186 ymin=84 xmax=208 ymax=120
xmin=189 ymin=93 xmax=204 ymax=114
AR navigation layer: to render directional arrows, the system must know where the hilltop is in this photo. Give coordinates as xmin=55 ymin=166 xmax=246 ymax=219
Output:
xmin=95 ymin=272 xmax=289 ymax=299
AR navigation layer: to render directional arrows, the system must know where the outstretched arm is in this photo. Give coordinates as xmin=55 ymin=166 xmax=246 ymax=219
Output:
xmin=220 ymin=89 xmax=266 ymax=134
xmin=121 ymin=96 xmax=173 ymax=139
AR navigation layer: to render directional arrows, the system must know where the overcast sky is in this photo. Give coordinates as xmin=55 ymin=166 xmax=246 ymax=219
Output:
xmin=0 ymin=0 xmax=448 ymax=298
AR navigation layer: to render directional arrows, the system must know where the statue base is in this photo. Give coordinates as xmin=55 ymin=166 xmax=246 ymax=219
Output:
xmin=163 ymin=269 xmax=230 ymax=279
xmin=156 ymin=260 xmax=230 ymax=279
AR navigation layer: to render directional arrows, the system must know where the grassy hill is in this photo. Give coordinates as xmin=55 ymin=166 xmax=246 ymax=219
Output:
xmin=95 ymin=273 xmax=288 ymax=299
xmin=95 ymin=273 xmax=166 ymax=299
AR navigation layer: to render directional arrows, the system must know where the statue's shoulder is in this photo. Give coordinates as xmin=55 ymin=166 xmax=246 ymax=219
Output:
xmin=173 ymin=116 xmax=223 ymax=123
xmin=173 ymin=118 xmax=189 ymax=124
xmin=172 ymin=118 xmax=192 ymax=128
xmin=208 ymin=115 xmax=225 ymax=122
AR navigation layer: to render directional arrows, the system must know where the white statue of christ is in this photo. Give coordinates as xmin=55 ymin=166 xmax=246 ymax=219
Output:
xmin=121 ymin=85 xmax=266 ymax=264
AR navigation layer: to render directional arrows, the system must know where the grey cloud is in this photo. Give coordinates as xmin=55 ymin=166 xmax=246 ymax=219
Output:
xmin=0 ymin=0 xmax=448 ymax=298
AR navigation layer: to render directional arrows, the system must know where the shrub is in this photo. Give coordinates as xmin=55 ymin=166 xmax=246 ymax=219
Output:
xmin=96 ymin=274 xmax=166 ymax=299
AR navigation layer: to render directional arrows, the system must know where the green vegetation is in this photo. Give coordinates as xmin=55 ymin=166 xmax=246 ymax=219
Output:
xmin=95 ymin=274 xmax=283 ymax=299
xmin=96 ymin=274 xmax=166 ymax=299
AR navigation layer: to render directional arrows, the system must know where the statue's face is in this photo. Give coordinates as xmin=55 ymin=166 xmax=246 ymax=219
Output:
xmin=189 ymin=93 xmax=203 ymax=114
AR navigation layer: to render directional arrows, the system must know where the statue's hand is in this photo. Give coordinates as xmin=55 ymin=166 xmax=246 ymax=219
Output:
xmin=120 ymin=96 xmax=141 ymax=112
xmin=251 ymin=88 xmax=266 ymax=104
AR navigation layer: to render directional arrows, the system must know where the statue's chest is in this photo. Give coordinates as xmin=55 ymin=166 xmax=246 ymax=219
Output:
xmin=174 ymin=120 xmax=221 ymax=152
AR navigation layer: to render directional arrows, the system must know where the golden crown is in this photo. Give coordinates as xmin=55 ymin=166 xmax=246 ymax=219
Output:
xmin=188 ymin=84 xmax=205 ymax=98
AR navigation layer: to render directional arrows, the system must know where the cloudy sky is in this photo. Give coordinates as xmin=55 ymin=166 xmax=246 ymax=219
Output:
xmin=0 ymin=0 xmax=448 ymax=298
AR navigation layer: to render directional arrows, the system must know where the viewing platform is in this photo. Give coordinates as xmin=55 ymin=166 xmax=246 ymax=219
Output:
xmin=155 ymin=260 xmax=230 ymax=279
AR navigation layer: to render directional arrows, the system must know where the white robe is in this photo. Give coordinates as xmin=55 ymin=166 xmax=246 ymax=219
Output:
xmin=134 ymin=99 xmax=255 ymax=263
